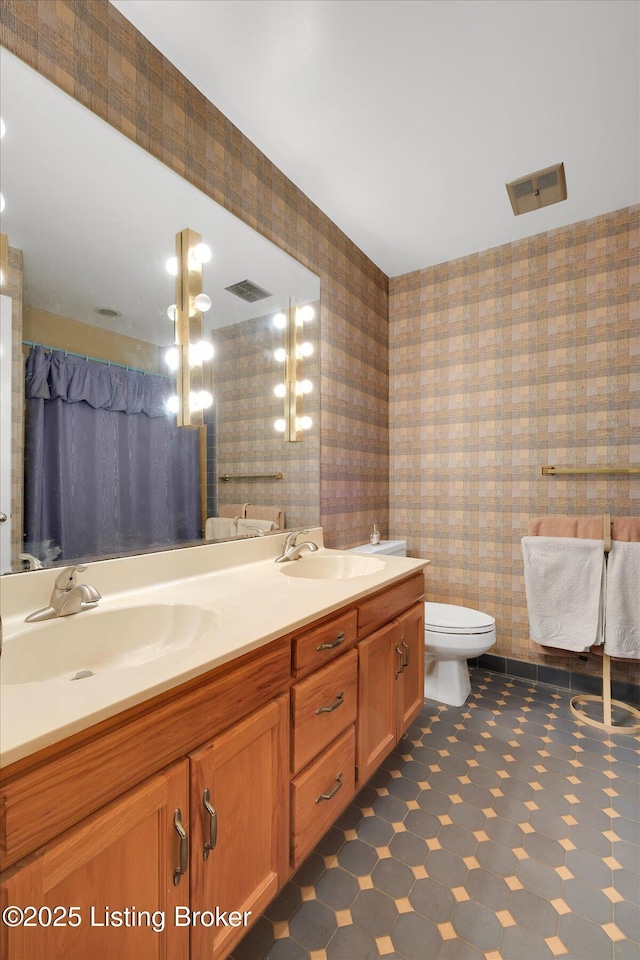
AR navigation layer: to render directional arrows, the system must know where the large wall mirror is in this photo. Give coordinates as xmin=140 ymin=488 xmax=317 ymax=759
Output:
xmin=0 ymin=49 xmax=320 ymax=574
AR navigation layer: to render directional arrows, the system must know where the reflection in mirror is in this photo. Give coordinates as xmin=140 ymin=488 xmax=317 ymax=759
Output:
xmin=0 ymin=49 xmax=320 ymax=573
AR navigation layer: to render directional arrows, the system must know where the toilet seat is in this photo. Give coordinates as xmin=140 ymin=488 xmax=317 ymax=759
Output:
xmin=424 ymin=602 xmax=495 ymax=636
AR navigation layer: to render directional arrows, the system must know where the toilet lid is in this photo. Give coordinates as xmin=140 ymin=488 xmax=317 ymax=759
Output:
xmin=425 ymin=602 xmax=495 ymax=635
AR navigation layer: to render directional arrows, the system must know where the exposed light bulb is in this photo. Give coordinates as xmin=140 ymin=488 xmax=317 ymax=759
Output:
xmin=0 ymin=269 xmax=4 ymax=286
xmin=164 ymin=347 xmax=179 ymax=371
xmin=274 ymin=383 xmax=287 ymax=398
xmin=299 ymin=305 xmax=315 ymax=323
xmin=189 ymin=340 xmax=214 ymax=365
xmin=0 ymin=118 xmax=5 ymax=139
xmin=196 ymin=390 xmax=213 ymax=409
xmin=167 ymin=304 xmax=177 ymax=323
xmin=295 ymin=309 xmax=304 ymax=327
xmin=166 ymin=256 xmax=178 ymax=276
xmin=166 ymin=395 xmax=180 ymax=414
xmin=274 ymin=348 xmax=286 ymax=362
xmin=193 ymin=293 xmax=212 ymax=312
xmin=274 ymin=419 xmax=286 ymax=432
xmin=299 ymin=342 xmax=313 ymax=358
xmin=300 ymin=379 xmax=313 ymax=394
xmin=299 ymin=416 xmax=313 ymax=430
xmin=0 ymin=194 xmax=5 ymax=214
xmin=273 ymin=312 xmax=286 ymax=329
xmin=192 ymin=242 xmax=212 ymax=263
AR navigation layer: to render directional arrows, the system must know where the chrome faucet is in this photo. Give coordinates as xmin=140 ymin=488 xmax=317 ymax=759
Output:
xmin=275 ymin=530 xmax=319 ymax=563
xmin=25 ymin=565 xmax=101 ymax=623
xmin=242 ymin=525 xmax=266 ymax=537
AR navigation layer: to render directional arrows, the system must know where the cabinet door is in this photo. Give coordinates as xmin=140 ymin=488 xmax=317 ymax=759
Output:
xmin=0 ymin=760 xmax=189 ymax=960
xmin=189 ymin=695 xmax=288 ymax=960
xmin=356 ymin=619 xmax=402 ymax=784
xmin=396 ymin=603 xmax=425 ymax=736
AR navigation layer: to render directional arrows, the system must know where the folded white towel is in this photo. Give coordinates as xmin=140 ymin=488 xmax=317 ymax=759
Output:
xmin=205 ymin=517 xmax=237 ymax=540
xmin=237 ymin=518 xmax=277 ymax=535
xmin=521 ymin=537 xmax=606 ymax=652
xmin=604 ymin=541 xmax=640 ymax=659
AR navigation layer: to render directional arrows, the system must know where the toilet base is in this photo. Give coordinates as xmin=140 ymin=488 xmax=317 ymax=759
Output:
xmin=424 ymin=656 xmax=471 ymax=707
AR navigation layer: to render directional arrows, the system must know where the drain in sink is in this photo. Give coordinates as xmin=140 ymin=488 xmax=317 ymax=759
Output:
xmin=71 ymin=670 xmax=94 ymax=680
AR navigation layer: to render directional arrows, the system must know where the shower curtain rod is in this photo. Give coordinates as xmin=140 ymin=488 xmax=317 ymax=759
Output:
xmin=22 ymin=340 xmax=167 ymax=378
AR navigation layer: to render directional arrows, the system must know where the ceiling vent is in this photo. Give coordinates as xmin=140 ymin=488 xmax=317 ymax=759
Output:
xmin=506 ymin=162 xmax=567 ymax=216
xmin=224 ymin=279 xmax=273 ymax=303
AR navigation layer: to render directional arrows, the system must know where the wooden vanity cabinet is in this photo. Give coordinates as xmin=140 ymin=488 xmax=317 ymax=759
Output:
xmin=357 ymin=602 xmax=425 ymax=784
xmin=1 ymin=759 xmax=190 ymax=960
xmin=0 ymin=568 xmax=425 ymax=960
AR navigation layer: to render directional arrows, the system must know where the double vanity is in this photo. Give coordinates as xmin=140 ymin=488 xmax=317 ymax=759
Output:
xmin=0 ymin=530 xmax=428 ymax=960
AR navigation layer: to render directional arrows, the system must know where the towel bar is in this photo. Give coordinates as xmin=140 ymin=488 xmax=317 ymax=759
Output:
xmin=542 ymin=465 xmax=640 ymax=475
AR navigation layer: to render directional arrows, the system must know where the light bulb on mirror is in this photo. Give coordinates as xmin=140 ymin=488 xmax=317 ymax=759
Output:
xmin=192 ymin=243 xmax=212 ymax=264
xmin=166 ymin=395 xmax=180 ymax=414
xmin=299 ymin=416 xmax=313 ymax=430
xmin=273 ymin=313 xmax=286 ymax=329
xmin=189 ymin=340 xmax=214 ymax=365
xmin=274 ymin=383 xmax=287 ymax=398
xmin=193 ymin=293 xmax=212 ymax=313
xmin=167 ymin=304 xmax=177 ymax=323
xmin=164 ymin=347 xmax=179 ymax=371
xmin=0 ymin=194 xmax=5 ymax=213
xmin=274 ymin=348 xmax=286 ymax=362
xmin=298 ymin=342 xmax=313 ymax=358
xmin=299 ymin=305 xmax=315 ymax=323
xmin=195 ymin=390 xmax=213 ymax=409
xmin=300 ymin=379 xmax=313 ymax=394
xmin=0 ymin=118 xmax=5 ymax=139
xmin=166 ymin=256 xmax=178 ymax=277
xmin=274 ymin=419 xmax=286 ymax=433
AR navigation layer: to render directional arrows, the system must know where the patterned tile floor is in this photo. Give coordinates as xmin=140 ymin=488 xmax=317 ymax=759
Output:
xmin=232 ymin=669 xmax=640 ymax=960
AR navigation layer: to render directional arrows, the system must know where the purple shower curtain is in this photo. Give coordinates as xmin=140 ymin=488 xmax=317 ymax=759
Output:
xmin=25 ymin=346 xmax=200 ymax=563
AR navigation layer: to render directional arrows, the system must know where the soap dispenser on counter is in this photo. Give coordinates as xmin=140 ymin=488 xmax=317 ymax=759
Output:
xmin=370 ymin=524 xmax=381 ymax=546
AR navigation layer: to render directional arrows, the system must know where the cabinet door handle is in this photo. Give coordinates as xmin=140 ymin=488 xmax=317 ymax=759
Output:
xmin=395 ymin=644 xmax=404 ymax=678
xmin=317 ymin=632 xmax=345 ymax=651
xmin=173 ymin=808 xmax=189 ymax=886
xmin=202 ymin=788 xmax=217 ymax=860
xmin=401 ymin=640 xmax=410 ymax=669
xmin=316 ymin=772 xmax=343 ymax=803
xmin=316 ymin=691 xmax=344 ymax=714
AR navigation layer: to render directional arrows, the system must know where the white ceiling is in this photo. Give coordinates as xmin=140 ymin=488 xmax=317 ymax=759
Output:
xmin=111 ymin=0 xmax=640 ymax=277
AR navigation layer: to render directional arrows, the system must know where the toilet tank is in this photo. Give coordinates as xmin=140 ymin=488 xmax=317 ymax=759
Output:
xmin=347 ymin=540 xmax=407 ymax=557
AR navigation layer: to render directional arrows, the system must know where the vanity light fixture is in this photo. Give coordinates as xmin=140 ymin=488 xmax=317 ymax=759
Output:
xmin=273 ymin=301 xmax=314 ymax=441
xmin=171 ymin=228 xmax=214 ymax=427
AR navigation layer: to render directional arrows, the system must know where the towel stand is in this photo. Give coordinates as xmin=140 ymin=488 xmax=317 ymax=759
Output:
xmin=568 ymin=514 xmax=640 ymax=734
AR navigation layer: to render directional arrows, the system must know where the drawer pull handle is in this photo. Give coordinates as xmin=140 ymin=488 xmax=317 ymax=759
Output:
xmin=316 ymin=772 xmax=343 ymax=803
xmin=173 ymin=808 xmax=189 ymax=886
xmin=202 ymin=788 xmax=217 ymax=860
xmin=401 ymin=640 xmax=410 ymax=669
xmin=316 ymin=691 xmax=344 ymax=715
xmin=317 ymin=632 xmax=345 ymax=651
xmin=395 ymin=644 xmax=404 ymax=678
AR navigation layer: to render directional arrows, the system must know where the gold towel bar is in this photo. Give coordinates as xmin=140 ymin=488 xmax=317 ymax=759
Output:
xmin=542 ymin=466 xmax=640 ymax=476
xmin=219 ymin=473 xmax=284 ymax=482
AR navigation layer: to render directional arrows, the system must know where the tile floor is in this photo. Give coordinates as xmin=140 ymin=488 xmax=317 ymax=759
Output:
xmin=232 ymin=669 xmax=640 ymax=960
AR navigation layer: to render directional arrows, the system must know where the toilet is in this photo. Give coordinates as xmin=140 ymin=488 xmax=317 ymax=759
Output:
xmin=349 ymin=539 xmax=496 ymax=707
xmin=424 ymin=602 xmax=496 ymax=706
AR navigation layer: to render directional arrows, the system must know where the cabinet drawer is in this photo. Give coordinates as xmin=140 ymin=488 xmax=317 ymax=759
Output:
xmin=292 ymin=609 xmax=357 ymax=679
xmin=291 ymin=649 xmax=357 ymax=774
xmin=357 ymin=572 xmax=424 ymax=639
xmin=291 ymin=726 xmax=356 ymax=868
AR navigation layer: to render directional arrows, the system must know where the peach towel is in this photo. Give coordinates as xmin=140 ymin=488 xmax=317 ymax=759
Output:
xmin=528 ymin=516 xmax=640 ymax=542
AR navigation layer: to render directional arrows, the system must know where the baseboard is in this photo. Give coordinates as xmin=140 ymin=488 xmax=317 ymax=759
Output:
xmin=469 ymin=654 xmax=640 ymax=707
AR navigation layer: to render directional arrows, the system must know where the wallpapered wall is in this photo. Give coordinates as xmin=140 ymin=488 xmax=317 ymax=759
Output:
xmin=212 ymin=312 xmax=320 ymax=531
xmin=0 ymin=0 xmax=389 ymax=549
xmin=390 ymin=205 xmax=639 ymax=684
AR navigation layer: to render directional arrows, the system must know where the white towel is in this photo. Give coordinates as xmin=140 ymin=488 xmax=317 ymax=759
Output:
xmin=205 ymin=517 xmax=237 ymax=540
xmin=604 ymin=541 xmax=640 ymax=659
xmin=237 ymin=518 xmax=277 ymax=535
xmin=521 ymin=536 xmax=606 ymax=652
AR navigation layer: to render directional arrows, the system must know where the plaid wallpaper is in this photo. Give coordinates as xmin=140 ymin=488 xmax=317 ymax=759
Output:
xmin=390 ymin=206 xmax=639 ymax=684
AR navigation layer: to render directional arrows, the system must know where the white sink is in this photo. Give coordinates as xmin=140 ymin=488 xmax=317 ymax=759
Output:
xmin=1 ymin=604 xmax=216 ymax=685
xmin=280 ymin=555 xmax=385 ymax=580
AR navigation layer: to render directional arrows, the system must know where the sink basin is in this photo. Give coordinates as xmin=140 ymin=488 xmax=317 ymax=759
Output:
xmin=1 ymin=604 xmax=216 ymax=685
xmin=280 ymin=555 xmax=385 ymax=580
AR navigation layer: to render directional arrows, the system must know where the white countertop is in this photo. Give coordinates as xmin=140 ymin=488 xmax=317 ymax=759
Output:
xmin=0 ymin=531 xmax=429 ymax=767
